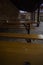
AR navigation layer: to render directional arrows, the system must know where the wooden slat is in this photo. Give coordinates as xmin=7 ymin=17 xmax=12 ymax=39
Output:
xmin=0 ymin=24 xmax=35 ymax=30
xmin=0 ymin=21 xmax=37 ymax=30
xmin=0 ymin=21 xmax=38 ymax=24
xmin=0 ymin=33 xmax=43 ymax=40
xmin=0 ymin=41 xmax=43 ymax=65
xmin=0 ymin=23 xmax=25 ymax=29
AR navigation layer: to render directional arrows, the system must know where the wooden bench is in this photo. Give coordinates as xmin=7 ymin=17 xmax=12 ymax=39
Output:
xmin=0 ymin=33 xmax=43 ymax=40
xmin=0 ymin=21 xmax=38 ymax=34
xmin=0 ymin=22 xmax=37 ymax=30
xmin=0 ymin=41 xmax=43 ymax=65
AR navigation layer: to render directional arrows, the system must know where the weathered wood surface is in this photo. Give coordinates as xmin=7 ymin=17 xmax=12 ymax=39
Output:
xmin=0 ymin=41 xmax=43 ymax=65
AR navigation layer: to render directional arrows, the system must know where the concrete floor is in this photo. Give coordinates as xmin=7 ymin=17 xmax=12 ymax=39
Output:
xmin=30 ymin=21 xmax=43 ymax=43
xmin=0 ymin=21 xmax=43 ymax=43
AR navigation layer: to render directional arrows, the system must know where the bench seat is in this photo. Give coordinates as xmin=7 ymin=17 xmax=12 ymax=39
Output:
xmin=0 ymin=33 xmax=43 ymax=40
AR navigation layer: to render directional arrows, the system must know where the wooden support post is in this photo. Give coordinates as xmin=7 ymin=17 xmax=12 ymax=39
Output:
xmin=37 ymin=5 xmax=40 ymax=27
xmin=31 ymin=11 xmax=35 ymax=21
xmin=31 ymin=12 xmax=33 ymax=20
xmin=33 ymin=11 xmax=35 ymax=21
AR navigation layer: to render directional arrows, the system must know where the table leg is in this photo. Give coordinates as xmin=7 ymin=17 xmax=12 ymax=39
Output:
xmin=27 ymin=24 xmax=31 ymax=42
xmin=23 ymin=23 xmax=31 ymax=42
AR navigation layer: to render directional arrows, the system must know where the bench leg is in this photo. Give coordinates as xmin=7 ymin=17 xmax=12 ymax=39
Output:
xmin=26 ymin=39 xmax=31 ymax=43
xmin=37 ymin=21 xmax=40 ymax=27
xmin=23 ymin=24 xmax=31 ymax=43
xmin=27 ymin=24 xmax=31 ymax=42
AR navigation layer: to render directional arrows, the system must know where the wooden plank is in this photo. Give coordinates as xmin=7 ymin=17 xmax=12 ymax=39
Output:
xmin=0 ymin=23 xmax=35 ymax=29
xmin=0 ymin=33 xmax=43 ymax=40
xmin=0 ymin=26 xmax=26 ymax=29
xmin=0 ymin=21 xmax=38 ymax=24
xmin=0 ymin=20 xmax=35 ymax=25
xmin=0 ymin=23 xmax=25 ymax=29
xmin=0 ymin=41 xmax=43 ymax=65
xmin=0 ymin=21 xmax=37 ymax=31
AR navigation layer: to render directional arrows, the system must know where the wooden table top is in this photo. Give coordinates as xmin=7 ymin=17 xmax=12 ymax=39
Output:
xmin=0 ymin=41 xmax=43 ymax=65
